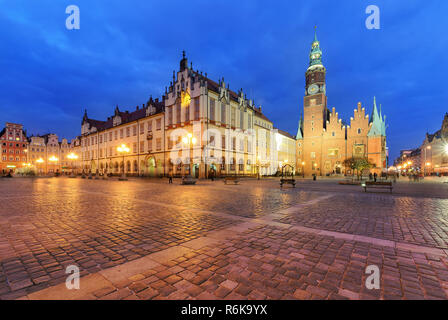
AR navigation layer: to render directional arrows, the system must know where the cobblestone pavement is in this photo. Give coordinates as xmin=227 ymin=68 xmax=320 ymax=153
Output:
xmin=1 ymin=177 xmax=448 ymax=300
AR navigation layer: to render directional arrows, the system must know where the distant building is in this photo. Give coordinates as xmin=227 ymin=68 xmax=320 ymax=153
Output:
xmin=420 ymin=113 xmax=448 ymax=175
xmin=295 ymin=30 xmax=387 ymax=176
xmin=28 ymin=133 xmax=72 ymax=174
xmin=275 ymin=129 xmax=296 ymax=172
xmin=0 ymin=122 xmax=28 ymax=173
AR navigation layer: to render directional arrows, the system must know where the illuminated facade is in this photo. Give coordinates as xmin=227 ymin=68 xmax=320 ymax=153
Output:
xmin=28 ymin=134 xmax=72 ymax=174
xmin=296 ymin=31 xmax=387 ymax=176
xmin=420 ymin=113 xmax=448 ymax=174
xmin=0 ymin=122 xmax=28 ymax=173
xmin=79 ymin=52 xmax=286 ymax=177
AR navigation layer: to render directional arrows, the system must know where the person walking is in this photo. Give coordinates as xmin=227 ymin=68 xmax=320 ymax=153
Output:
xmin=373 ymin=172 xmax=377 ymax=182
xmin=168 ymin=170 xmax=173 ymax=184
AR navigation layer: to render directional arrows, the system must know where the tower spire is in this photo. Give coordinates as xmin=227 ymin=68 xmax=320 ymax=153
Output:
xmin=308 ymin=27 xmax=324 ymax=70
xmin=296 ymin=114 xmax=304 ymax=139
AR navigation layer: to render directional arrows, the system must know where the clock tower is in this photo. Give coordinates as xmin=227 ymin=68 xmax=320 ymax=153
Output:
xmin=302 ymin=28 xmax=328 ymax=174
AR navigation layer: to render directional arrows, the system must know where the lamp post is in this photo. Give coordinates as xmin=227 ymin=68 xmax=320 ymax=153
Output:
xmin=256 ymin=156 xmax=261 ymax=180
xmin=182 ymin=133 xmax=197 ymax=178
xmin=67 ymin=153 xmax=79 ymax=178
xmin=117 ymin=144 xmax=130 ymax=181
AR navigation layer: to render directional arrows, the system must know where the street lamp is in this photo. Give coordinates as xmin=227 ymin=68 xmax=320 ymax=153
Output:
xmin=182 ymin=133 xmax=197 ymax=178
xmin=117 ymin=144 xmax=130 ymax=181
xmin=67 ymin=153 xmax=79 ymax=178
xmin=49 ymin=156 xmax=58 ymax=175
xmin=36 ymin=158 xmax=44 ymax=176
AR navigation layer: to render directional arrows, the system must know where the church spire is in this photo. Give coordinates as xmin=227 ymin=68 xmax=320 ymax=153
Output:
xmin=368 ymin=96 xmax=384 ymax=137
xmin=296 ymin=114 xmax=304 ymax=139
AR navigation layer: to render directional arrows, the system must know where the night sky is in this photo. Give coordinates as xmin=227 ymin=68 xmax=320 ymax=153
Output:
xmin=1 ymin=0 xmax=447 ymax=160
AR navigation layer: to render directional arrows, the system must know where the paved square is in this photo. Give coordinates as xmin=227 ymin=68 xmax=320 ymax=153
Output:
xmin=1 ymin=177 xmax=448 ymax=300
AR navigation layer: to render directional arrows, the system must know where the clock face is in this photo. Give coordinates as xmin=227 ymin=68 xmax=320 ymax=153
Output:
xmin=307 ymin=84 xmax=319 ymax=95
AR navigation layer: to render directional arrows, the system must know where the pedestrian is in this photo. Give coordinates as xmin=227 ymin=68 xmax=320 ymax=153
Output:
xmin=168 ymin=170 xmax=173 ymax=184
xmin=373 ymin=172 xmax=377 ymax=182
xmin=369 ymin=173 xmax=373 ymax=181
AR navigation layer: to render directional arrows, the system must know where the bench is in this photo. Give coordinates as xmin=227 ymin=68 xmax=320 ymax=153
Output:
xmin=280 ymin=178 xmax=296 ymax=188
xmin=362 ymin=181 xmax=393 ymax=193
xmin=224 ymin=176 xmax=240 ymax=184
xmin=181 ymin=176 xmax=197 ymax=185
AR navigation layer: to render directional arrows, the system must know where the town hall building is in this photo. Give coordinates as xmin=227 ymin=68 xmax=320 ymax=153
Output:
xmin=295 ymin=31 xmax=388 ymax=176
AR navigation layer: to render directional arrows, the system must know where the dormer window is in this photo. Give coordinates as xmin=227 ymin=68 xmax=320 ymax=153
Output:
xmin=113 ymin=116 xmax=122 ymax=127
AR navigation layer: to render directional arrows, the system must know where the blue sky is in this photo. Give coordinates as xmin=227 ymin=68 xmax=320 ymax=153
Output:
xmin=0 ymin=0 xmax=447 ymax=160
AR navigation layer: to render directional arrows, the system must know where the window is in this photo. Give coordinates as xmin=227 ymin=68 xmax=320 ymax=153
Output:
xmin=238 ymin=161 xmax=244 ymax=172
xmin=194 ymin=98 xmax=200 ymax=120
xmin=240 ymin=110 xmax=244 ymax=129
xmin=185 ymin=105 xmax=190 ymax=122
xmin=328 ymin=149 xmax=339 ymax=157
xmin=156 ymin=138 xmax=162 ymax=151
xmin=126 ymin=127 xmax=130 ymax=137
xmin=156 ymin=119 xmax=161 ymax=130
xmin=133 ymin=143 xmax=137 ymax=153
xmin=357 ymin=128 xmax=361 ymax=134
xmin=221 ymin=103 xmax=226 ymax=123
xmin=148 ymin=121 xmax=152 ymax=132
xmin=230 ymin=158 xmax=235 ymax=171
xmin=167 ymin=107 xmax=172 ymax=125
xmin=231 ymin=108 xmax=236 ymax=127
xmin=140 ymin=141 xmax=145 ymax=153
xmin=311 ymin=152 xmax=316 ymax=159
xmin=232 ymin=137 xmax=236 ymax=151
xmin=210 ymin=99 xmax=215 ymax=121
xmin=133 ymin=125 xmax=137 ymax=136
xmin=176 ymin=104 xmax=181 ymax=123
xmin=222 ymin=136 xmax=226 ymax=149
xmin=209 ymin=134 xmax=215 ymax=147
xmin=140 ymin=124 xmax=144 ymax=134
xmin=120 ymin=129 xmax=123 ymax=139
xmin=148 ymin=140 xmax=152 ymax=152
